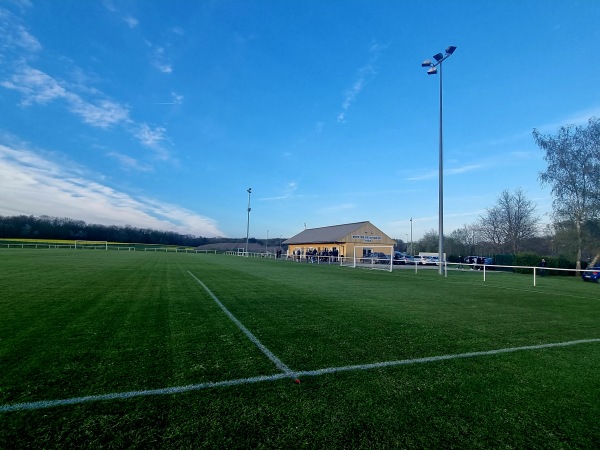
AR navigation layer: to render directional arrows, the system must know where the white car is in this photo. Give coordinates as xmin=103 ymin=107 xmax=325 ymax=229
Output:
xmin=413 ymin=255 xmax=428 ymax=265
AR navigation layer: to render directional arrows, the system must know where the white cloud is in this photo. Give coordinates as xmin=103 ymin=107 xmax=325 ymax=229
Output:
xmin=135 ymin=123 xmax=166 ymax=148
xmin=0 ymin=7 xmax=41 ymax=55
xmin=69 ymin=97 xmax=130 ymax=128
xmin=447 ymin=164 xmax=483 ymax=175
xmin=123 ymin=15 xmax=138 ymax=28
xmin=156 ymin=63 xmax=173 ymax=74
xmin=106 ymin=152 xmax=153 ymax=172
xmin=337 ymin=41 xmax=383 ymax=123
xmin=260 ymin=181 xmax=301 ymax=201
xmin=534 ymin=107 xmax=600 ymax=133
xmin=3 ymin=65 xmax=132 ymax=129
xmin=0 ymin=144 xmax=224 ymax=237
xmin=146 ymin=42 xmax=173 ymax=74
xmin=408 ymin=164 xmax=482 ymax=181
xmin=171 ymin=91 xmax=183 ymax=104
xmin=1 ymin=10 xmax=175 ymax=157
xmin=2 ymin=67 xmax=67 ymax=105
xmin=102 ymin=0 xmax=117 ymax=13
xmin=2 ymin=62 xmax=175 ymax=156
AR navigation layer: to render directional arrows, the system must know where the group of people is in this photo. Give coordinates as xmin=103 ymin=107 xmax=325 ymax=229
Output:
xmin=292 ymin=248 xmax=340 ymax=263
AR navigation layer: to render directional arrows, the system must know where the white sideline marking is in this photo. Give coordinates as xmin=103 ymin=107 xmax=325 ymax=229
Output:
xmin=0 ymin=373 xmax=290 ymax=412
xmin=297 ymin=338 xmax=600 ymax=377
xmin=187 ymin=271 xmax=294 ymax=377
xmin=1 ymin=338 xmax=598 ymax=413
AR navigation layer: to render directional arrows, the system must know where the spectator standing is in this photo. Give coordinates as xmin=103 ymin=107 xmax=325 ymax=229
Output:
xmin=540 ymin=258 xmax=547 ymax=277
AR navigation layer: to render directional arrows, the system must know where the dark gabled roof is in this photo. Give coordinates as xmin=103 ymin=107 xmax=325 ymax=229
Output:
xmin=283 ymin=221 xmax=369 ymax=245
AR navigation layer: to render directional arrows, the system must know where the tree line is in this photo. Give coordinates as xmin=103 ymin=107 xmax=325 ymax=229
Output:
xmin=0 ymin=215 xmax=222 ymax=247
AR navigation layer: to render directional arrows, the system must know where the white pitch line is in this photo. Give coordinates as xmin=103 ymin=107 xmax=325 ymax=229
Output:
xmin=0 ymin=373 xmax=290 ymax=413
xmin=296 ymin=338 xmax=600 ymax=377
xmin=1 ymin=338 xmax=598 ymax=413
xmin=187 ymin=271 xmax=295 ymax=377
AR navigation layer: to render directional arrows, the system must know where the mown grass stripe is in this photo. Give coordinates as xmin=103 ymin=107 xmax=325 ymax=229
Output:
xmin=2 ymin=338 xmax=598 ymax=413
xmin=187 ymin=271 xmax=295 ymax=377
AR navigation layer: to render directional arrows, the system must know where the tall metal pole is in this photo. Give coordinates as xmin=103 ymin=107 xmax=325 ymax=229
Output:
xmin=438 ymin=61 xmax=444 ymax=275
xmin=245 ymin=188 xmax=252 ymax=255
xmin=266 ymin=229 xmax=269 ymax=254
xmin=410 ymin=217 xmax=413 ymax=256
xmin=422 ymin=46 xmax=456 ymax=275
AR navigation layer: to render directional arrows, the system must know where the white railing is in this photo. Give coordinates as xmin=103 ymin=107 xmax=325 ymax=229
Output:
xmin=0 ymin=243 xmax=217 ymax=253
xmin=441 ymin=262 xmax=586 ymax=286
xmin=143 ymin=248 xmax=216 ymax=253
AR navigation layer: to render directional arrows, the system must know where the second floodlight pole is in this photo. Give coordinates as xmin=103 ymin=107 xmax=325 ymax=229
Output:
xmin=245 ymin=187 xmax=252 ymax=255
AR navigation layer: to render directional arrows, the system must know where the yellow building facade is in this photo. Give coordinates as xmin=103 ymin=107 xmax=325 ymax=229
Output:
xmin=283 ymin=221 xmax=396 ymax=258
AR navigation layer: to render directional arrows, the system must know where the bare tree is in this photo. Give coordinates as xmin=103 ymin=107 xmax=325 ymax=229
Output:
xmin=479 ymin=188 xmax=539 ymax=253
xmin=533 ymin=117 xmax=600 ymax=269
xmin=417 ymin=229 xmax=439 ymax=253
xmin=449 ymin=223 xmax=482 ymax=256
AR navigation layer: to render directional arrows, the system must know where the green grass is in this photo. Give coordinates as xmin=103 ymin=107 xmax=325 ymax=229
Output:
xmin=1 ymin=249 xmax=600 ymax=448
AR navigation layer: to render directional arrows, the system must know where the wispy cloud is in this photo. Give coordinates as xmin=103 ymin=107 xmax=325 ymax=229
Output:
xmin=101 ymin=0 xmax=117 ymax=13
xmin=106 ymin=152 xmax=153 ymax=172
xmin=134 ymin=123 xmax=168 ymax=156
xmin=0 ymin=11 xmax=173 ymax=159
xmin=146 ymin=41 xmax=173 ymax=73
xmin=533 ymin=107 xmax=600 ymax=133
xmin=0 ymin=143 xmax=224 ymax=237
xmin=148 ymin=91 xmax=184 ymax=105
xmin=70 ymin=97 xmax=130 ymax=128
xmin=337 ymin=41 xmax=385 ymax=123
xmin=260 ymin=181 xmax=300 ymax=201
xmin=407 ymin=164 xmax=482 ymax=181
xmin=447 ymin=164 xmax=483 ymax=175
xmin=2 ymin=65 xmax=131 ymax=129
xmin=1 ymin=66 xmax=65 ymax=105
xmin=123 ymin=15 xmax=138 ymax=28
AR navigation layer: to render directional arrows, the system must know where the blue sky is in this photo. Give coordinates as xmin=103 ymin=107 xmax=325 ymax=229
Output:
xmin=1 ymin=0 xmax=600 ymax=241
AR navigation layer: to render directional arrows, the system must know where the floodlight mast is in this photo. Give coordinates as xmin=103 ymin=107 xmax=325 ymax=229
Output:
xmin=422 ymin=45 xmax=456 ymax=275
xmin=245 ymin=187 xmax=252 ymax=255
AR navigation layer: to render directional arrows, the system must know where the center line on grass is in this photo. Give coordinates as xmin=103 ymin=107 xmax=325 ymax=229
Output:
xmin=187 ymin=271 xmax=295 ymax=377
xmin=1 ymin=337 xmax=598 ymax=413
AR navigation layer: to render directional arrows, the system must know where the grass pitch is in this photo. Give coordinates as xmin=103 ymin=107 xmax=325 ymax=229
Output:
xmin=1 ymin=249 xmax=599 ymax=448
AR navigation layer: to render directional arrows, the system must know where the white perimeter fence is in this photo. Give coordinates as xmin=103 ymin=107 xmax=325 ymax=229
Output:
xmin=0 ymin=243 xmax=216 ymax=253
xmin=3 ymin=244 xmax=592 ymax=287
xmin=226 ymin=251 xmax=595 ymax=287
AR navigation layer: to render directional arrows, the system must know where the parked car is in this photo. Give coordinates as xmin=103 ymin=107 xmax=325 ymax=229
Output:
xmin=361 ymin=252 xmax=390 ymax=264
xmin=393 ymin=251 xmax=409 ymax=265
xmin=404 ymin=255 xmax=417 ymax=264
xmin=581 ymin=266 xmax=600 ymax=282
xmin=426 ymin=256 xmax=439 ymax=265
xmin=412 ymin=255 xmax=428 ymax=265
xmin=464 ymin=256 xmax=493 ymax=267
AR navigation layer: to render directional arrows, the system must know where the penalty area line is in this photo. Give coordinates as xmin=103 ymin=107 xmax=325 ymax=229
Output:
xmin=187 ymin=271 xmax=295 ymax=377
xmin=296 ymin=338 xmax=600 ymax=377
xmin=1 ymin=338 xmax=598 ymax=413
xmin=0 ymin=373 xmax=290 ymax=413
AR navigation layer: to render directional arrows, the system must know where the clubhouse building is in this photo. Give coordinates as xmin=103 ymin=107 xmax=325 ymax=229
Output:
xmin=283 ymin=221 xmax=396 ymax=258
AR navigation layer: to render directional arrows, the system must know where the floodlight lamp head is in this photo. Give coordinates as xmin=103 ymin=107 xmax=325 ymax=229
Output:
xmin=421 ymin=59 xmax=433 ymax=67
xmin=433 ymin=53 xmax=444 ymax=62
xmin=445 ymin=45 xmax=457 ymax=55
xmin=427 ymin=66 xmax=437 ymax=75
xmin=247 ymin=187 xmax=252 ymax=193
